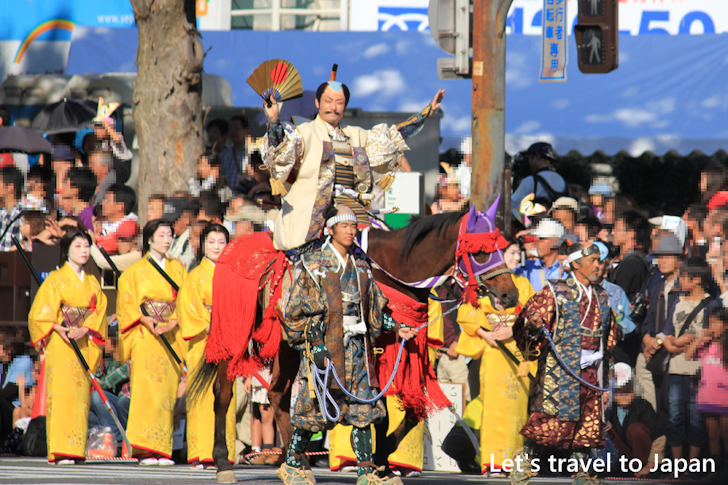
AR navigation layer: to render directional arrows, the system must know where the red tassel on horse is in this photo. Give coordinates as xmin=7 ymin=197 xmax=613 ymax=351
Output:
xmin=376 ymin=283 xmax=451 ymax=420
xmin=206 ymin=233 xmax=279 ymax=380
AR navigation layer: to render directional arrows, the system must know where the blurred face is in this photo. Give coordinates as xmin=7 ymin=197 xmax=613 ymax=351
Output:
xmin=574 ymin=224 xmax=588 ymax=244
xmin=552 ymin=208 xmax=575 ymax=232
xmin=19 ymin=217 xmax=30 ymax=239
xmin=68 ymin=236 xmax=90 ymax=266
xmin=27 ymin=178 xmax=45 ymax=198
xmin=680 ymin=274 xmax=699 ymax=293
xmin=536 ymin=237 xmax=557 ymax=258
xmin=94 ymin=124 xmax=108 ymax=140
xmin=328 ymin=220 xmax=357 ymax=248
xmin=228 ymin=119 xmax=248 ymax=145
xmin=118 ymin=238 xmax=136 ymax=255
xmin=102 ymin=192 xmax=122 ymax=219
xmin=149 ymin=225 xmax=173 ymax=256
xmin=573 ymin=253 xmax=600 ymax=282
xmin=701 ymin=172 xmax=709 ymax=193
xmin=657 ymin=254 xmax=680 ymax=276
xmin=709 ymin=316 xmax=726 ymax=340
xmin=503 ymin=243 xmax=521 ymax=270
xmin=316 ymin=86 xmax=346 ymax=126
xmin=88 ymin=152 xmax=108 ymax=179
xmin=0 ymin=343 xmax=8 ymax=362
xmin=226 ymin=197 xmax=246 ymax=219
xmin=613 ymin=219 xmax=629 ymax=246
xmin=198 ymin=156 xmax=212 ymax=179
xmin=207 ymin=126 xmax=223 ymax=151
xmin=442 ymin=182 xmax=459 ymax=201
xmin=235 ymin=220 xmax=253 ymax=237
xmin=173 ymin=214 xmax=190 ymax=236
xmin=590 ymin=194 xmax=604 ymax=208
xmin=614 ymin=391 xmax=634 ymax=408
xmin=146 ymin=199 xmax=165 ymax=222
xmin=204 ymin=230 xmax=228 ymax=263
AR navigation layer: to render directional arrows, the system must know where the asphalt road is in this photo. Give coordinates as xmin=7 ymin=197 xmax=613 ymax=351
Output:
xmin=0 ymin=457 xmax=682 ymax=485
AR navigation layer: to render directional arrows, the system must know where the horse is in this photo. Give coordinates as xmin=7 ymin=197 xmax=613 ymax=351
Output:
xmin=188 ymin=200 xmax=520 ymax=484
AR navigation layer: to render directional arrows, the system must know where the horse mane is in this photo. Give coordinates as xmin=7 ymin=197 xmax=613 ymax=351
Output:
xmin=399 ymin=210 xmax=465 ymax=262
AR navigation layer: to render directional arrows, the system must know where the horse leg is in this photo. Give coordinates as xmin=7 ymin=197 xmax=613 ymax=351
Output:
xmin=267 ymin=340 xmax=300 ymax=461
xmin=214 ymin=360 xmax=236 ymax=484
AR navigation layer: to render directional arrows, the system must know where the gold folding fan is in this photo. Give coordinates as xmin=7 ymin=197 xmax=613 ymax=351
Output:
xmin=247 ymin=59 xmax=303 ymax=107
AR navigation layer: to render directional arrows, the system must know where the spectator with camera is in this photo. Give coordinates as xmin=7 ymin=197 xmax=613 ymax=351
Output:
xmin=610 ymin=210 xmax=652 ymax=301
xmin=514 ymin=218 xmax=566 ymax=292
xmin=592 ymin=241 xmax=635 ymax=339
xmin=510 ymin=142 xmax=567 ymax=222
xmin=636 ymin=235 xmax=683 ymax=411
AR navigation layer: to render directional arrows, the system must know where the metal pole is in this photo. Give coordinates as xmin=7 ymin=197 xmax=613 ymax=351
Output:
xmin=471 ymin=0 xmax=513 ymax=230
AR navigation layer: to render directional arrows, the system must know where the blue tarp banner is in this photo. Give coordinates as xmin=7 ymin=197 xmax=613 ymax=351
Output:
xmin=66 ymin=27 xmax=728 ymax=156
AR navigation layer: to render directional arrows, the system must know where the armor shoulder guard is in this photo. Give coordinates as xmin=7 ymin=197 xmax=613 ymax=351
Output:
xmin=301 ymin=251 xmax=334 ymax=273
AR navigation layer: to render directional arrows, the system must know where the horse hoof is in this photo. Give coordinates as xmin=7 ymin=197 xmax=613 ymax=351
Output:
xmin=217 ymin=470 xmax=237 ymax=484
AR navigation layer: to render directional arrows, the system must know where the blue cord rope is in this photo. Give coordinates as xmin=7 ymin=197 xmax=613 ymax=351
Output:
xmin=540 ymin=326 xmax=611 ymax=393
xmin=311 ymin=304 xmax=461 ymax=422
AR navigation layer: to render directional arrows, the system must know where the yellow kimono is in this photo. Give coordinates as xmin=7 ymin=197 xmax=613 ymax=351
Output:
xmin=28 ymin=263 xmax=108 ymax=462
xmin=117 ymin=254 xmax=187 ymax=458
xmin=174 ymin=257 xmax=235 ymax=464
xmin=329 ymin=303 xmax=443 ymax=473
xmin=455 ymin=274 xmax=535 ymax=472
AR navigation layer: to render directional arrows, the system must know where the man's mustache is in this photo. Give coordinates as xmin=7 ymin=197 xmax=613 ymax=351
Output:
xmin=325 ymin=110 xmax=341 ymax=116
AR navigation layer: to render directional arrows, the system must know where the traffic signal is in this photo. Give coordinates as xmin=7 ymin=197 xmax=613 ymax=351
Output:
xmin=574 ymin=0 xmax=619 ymax=74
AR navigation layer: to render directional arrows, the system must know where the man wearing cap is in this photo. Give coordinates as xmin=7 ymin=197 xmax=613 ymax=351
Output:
xmin=278 ymin=205 xmax=414 ymax=485
xmin=164 ymin=196 xmax=197 ymax=269
xmin=638 ymin=235 xmax=683 ymax=411
xmin=260 ymin=67 xmax=445 ymax=251
xmin=510 ymin=242 xmax=621 ymax=485
xmin=511 ymin=142 xmax=567 ymax=221
xmin=550 ymin=196 xmax=579 ymax=234
xmin=588 ymin=183 xmax=612 ymax=223
xmin=515 ymin=218 xmax=566 ymax=292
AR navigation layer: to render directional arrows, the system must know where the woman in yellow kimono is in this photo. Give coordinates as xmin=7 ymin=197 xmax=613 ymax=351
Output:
xmin=28 ymin=229 xmax=108 ymax=464
xmin=455 ymin=249 xmax=535 ymax=475
xmin=117 ymin=219 xmax=187 ymax=466
xmin=173 ymin=223 xmax=236 ymax=468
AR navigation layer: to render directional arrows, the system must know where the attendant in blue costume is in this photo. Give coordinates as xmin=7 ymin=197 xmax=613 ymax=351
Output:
xmin=510 ymin=243 xmax=621 ymax=485
xmin=259 ymin=65 xmax=445 ymax=251
xmin=277 ymin=205 xmax=417 ymax=485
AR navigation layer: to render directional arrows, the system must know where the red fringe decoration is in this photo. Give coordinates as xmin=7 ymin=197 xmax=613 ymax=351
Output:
xmin=376 ymin=283 xmax=451 ymax=420
xmin=206 ymin=233 xmax=285 ymax=381
xmin=455 ymin=229 xmax=509 ymax=259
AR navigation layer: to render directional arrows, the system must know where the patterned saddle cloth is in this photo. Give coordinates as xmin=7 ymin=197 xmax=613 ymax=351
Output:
xmin=141 ymin=300 xmax=176 ymax=323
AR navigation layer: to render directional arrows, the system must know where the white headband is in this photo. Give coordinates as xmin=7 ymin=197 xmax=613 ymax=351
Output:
xmin=326 ymin=214 xmax=357 ymax=228
xmin=565 ymin=244 xmax=600 ymax=267
xmin=565 ymin=250 xmax=585 ymax=267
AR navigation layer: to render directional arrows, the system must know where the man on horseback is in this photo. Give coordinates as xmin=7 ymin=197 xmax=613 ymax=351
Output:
xmin=260 ymin=65 xmax=445 ymax=251
xmin=510 ymin=242 xmax=621 ymax=485
xmin=277 ymin=205 xmax=417 ymax=485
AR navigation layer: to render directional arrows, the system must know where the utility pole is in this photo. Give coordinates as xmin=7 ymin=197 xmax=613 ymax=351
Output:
xmin=470 ymin=0 xmax=513 ymax=231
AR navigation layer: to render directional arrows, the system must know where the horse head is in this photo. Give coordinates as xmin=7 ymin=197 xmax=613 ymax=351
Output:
xmin=457 ymin=196 xmax=519 ymax=309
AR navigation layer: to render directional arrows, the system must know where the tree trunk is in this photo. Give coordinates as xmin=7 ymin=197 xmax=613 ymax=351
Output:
xmin=131 ymin=0 xmax=203 ymax=222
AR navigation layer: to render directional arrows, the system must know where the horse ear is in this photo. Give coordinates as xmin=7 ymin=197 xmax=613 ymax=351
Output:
xmin=466 ymin=204 xmax=478 ymax=232
xmin=485 ymin=195 xmax=500 ymax=222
